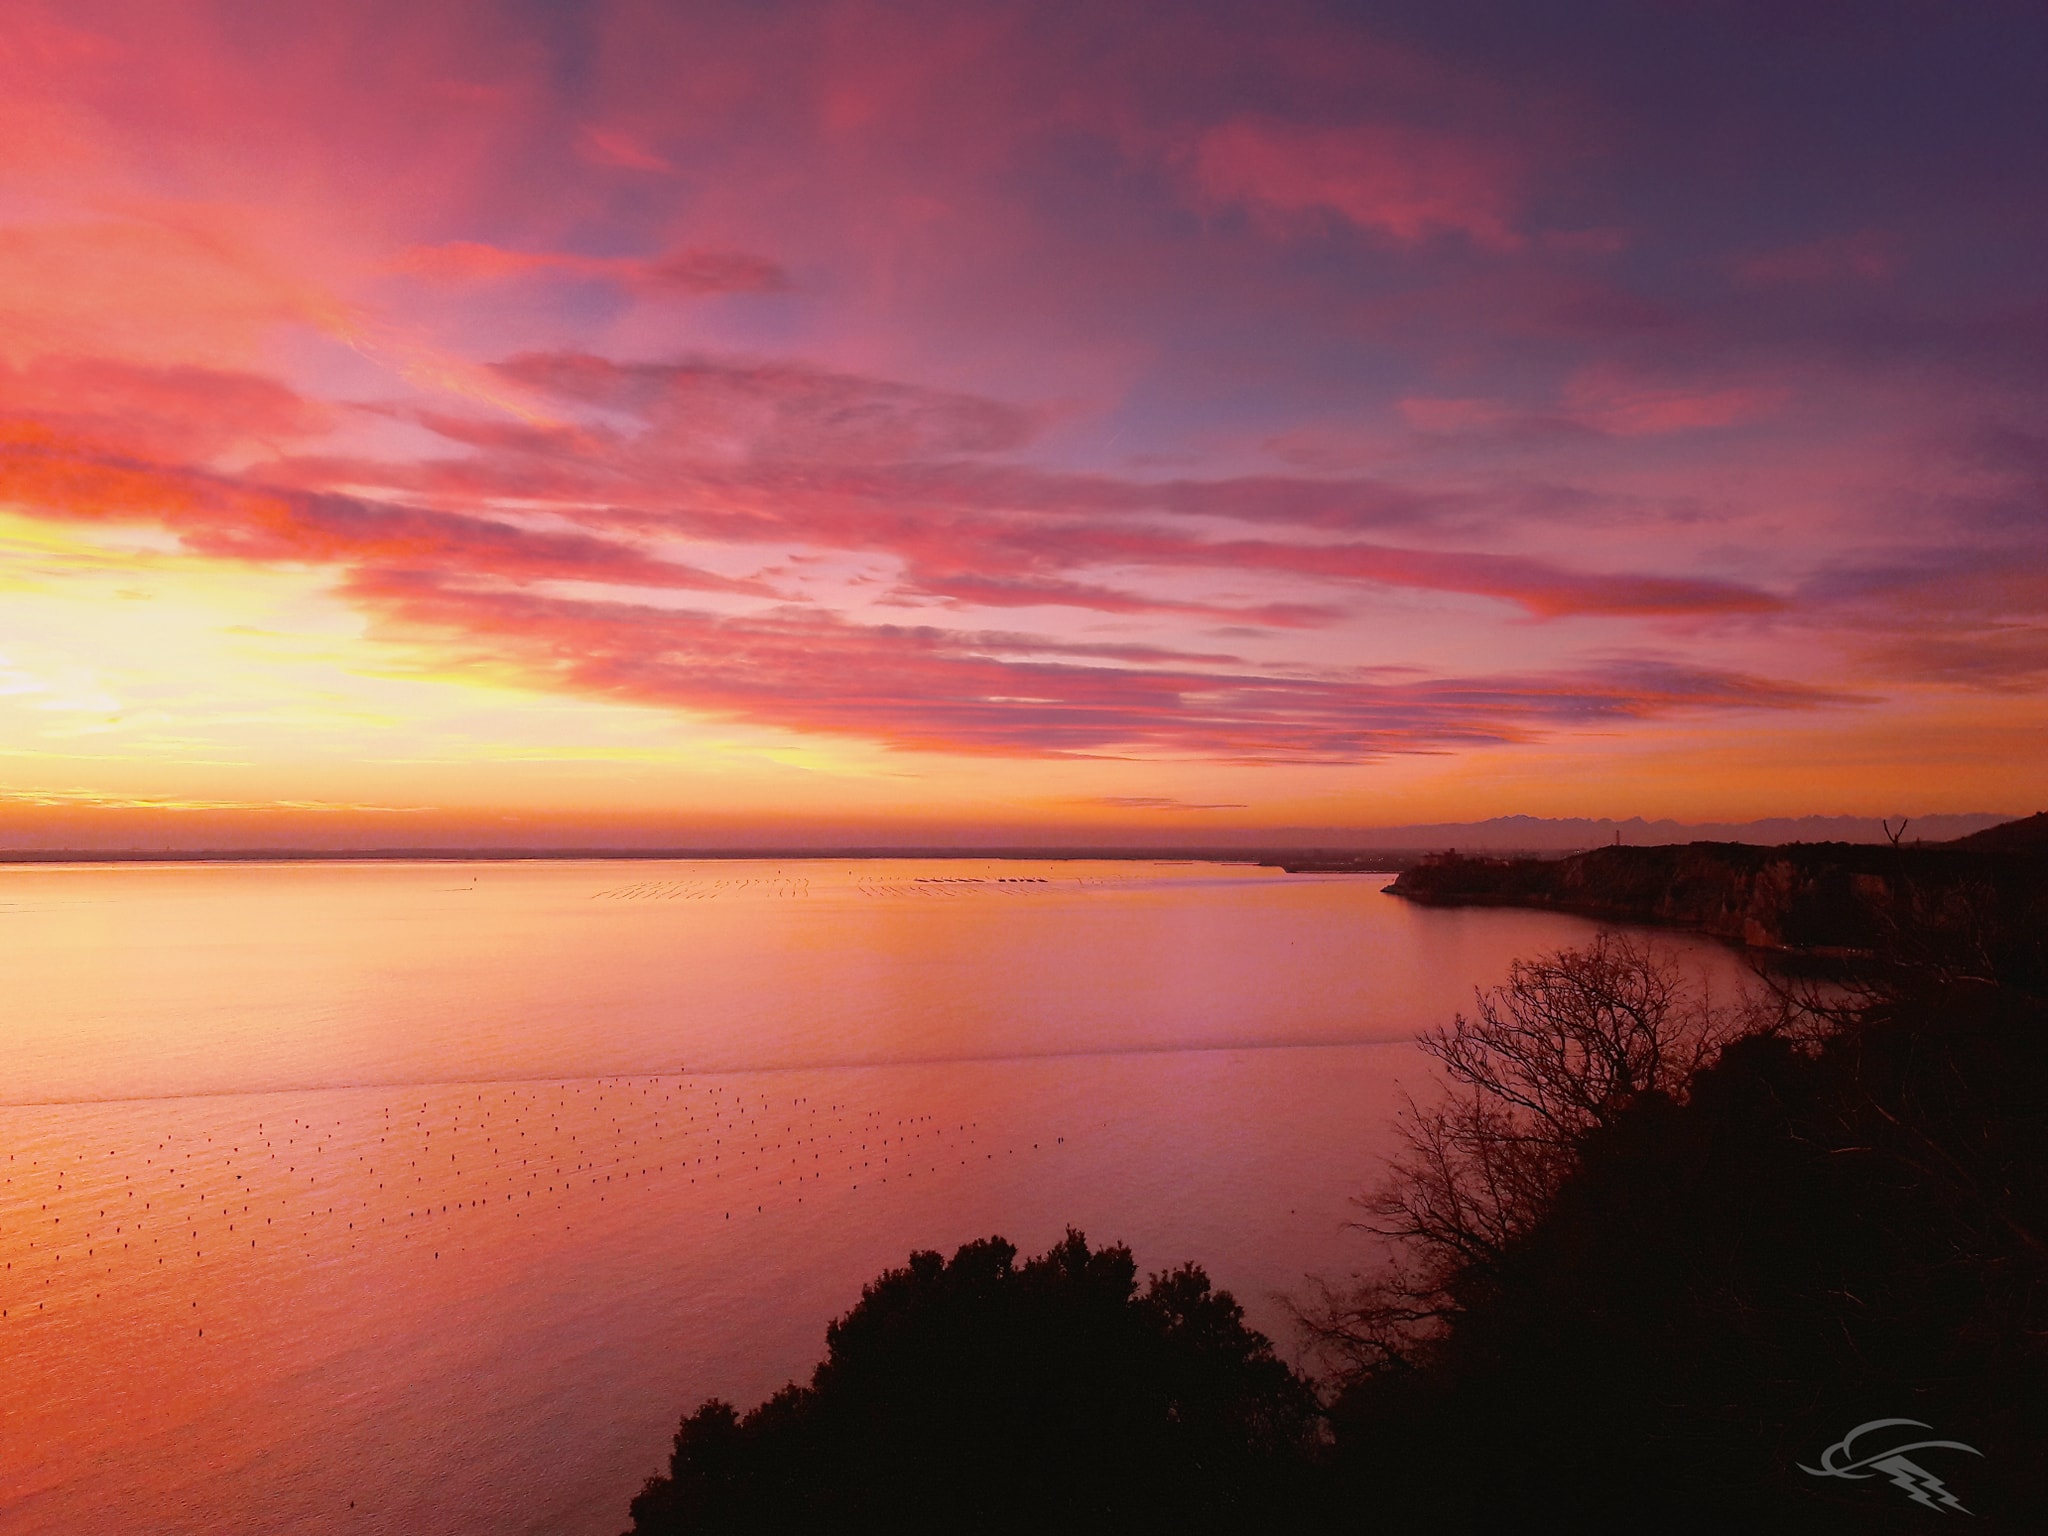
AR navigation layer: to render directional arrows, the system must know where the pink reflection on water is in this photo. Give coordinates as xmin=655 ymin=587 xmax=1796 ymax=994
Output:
xmin=0 ymin=861 xmax=1753 ymax=1534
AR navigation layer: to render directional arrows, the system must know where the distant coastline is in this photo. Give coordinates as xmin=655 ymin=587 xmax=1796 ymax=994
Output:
xmin=0 ymin=811 xmax=2018 ymax=867
xmin=1384 ymin=815 xmax=2048 ymax=971
xmin=0 ymin=845 xmax=1420 ymax=867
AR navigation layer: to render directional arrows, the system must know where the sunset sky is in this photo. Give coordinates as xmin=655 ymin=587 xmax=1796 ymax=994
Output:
xmin=2 ymin=1 xmax=2044 ymax=847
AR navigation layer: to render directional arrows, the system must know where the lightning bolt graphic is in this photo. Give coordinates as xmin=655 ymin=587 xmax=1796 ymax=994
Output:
xmin=1801 ymin=1418 xmax=1983 ymax=1515
xmin=1872 ymin=1454 xmax=1971 ymax=1514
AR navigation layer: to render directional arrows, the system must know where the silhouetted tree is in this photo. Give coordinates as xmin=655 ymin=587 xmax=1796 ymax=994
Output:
xmin=1308 ymin=929 xmax=2047 ymax=1530
xmin=1307 ymin=932 xmax=1769 ymax=1377
xmin=625 ymin=1230 xmax=1325 ymax=1536
xmin=618 ymin=899 xmax=2048 ymax=1532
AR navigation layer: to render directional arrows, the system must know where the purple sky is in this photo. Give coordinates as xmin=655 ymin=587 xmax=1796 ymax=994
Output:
xmin=0 ymin=1 xmax=2042 ymax=842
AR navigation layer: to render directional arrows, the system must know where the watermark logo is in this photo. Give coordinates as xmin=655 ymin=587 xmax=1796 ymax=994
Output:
xmin=1801 ymin=1418 xmax=1983 ymax=1514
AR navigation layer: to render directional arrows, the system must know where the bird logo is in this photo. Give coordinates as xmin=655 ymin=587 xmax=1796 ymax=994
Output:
xmin=1800 ymin=1418 xmax=1982 ymax=1513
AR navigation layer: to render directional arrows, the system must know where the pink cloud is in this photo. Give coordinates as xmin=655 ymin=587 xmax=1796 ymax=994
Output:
xmin=0 ymin=423 xmax=759 ymax=596
xmin=1081 ymin=796 xmax=1251 ymax=811
xmin=639 ymin=247 xmax=789 ymax=293
xmin=271 ymin=439 xmax=1778 ymax=622
xmin=0 ymin=356 xmax=331 ymax=461
xmin=1398 ymin=372 xmax=1780 ymax=443
xmin=1802 ymin=547 xmax=2048 ymax=691
xmin=1184 ymin=540 xmax=1782 ymax=619
xmin=1397 ymin=396 xmax=1523 ymax=435
xmin=885 ymin=569 xmax=1346 ymax=628
xmin=1192 ymin=117 xmax=1522 ymax=247
xmin=576 ymin=124 xmax=676 ymax=173
xmin=1732 ymin=231 xmax=1900 ymax=287
xmin=1560 ymin=370 xmax=1780 ymax=437
xmin=0 ymin=343 xmax=1816 ymax=768
xmin=237 ymin=347 xmax=1783 ymax=623
xmin=345 ymin=568 xmax=1849 ymax=762
xmin=0 ymin=0 xmax=2029 ymax=808
xmin=1866 ymin=625 xmax=2048 ymax=691
xmin=491 ymin=351 xmax=1042 ymax=461
xmin=396 ymin=242 xmax=787 ymax=295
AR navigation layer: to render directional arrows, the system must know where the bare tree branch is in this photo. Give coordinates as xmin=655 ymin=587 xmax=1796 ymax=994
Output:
xmin=1302 ymin=931 xmax=1774 ymax=1377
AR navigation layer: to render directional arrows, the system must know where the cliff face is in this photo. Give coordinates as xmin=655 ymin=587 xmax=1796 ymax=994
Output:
xmin=1387 ymin=841 xmax=2048 ymax=979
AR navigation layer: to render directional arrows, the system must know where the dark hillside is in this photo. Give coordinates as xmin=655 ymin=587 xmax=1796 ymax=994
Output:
xmin=1386 ymin=831 xmax=2048 ymax=990
xmin=1324 ymin=976 xmax=2048 ymax=1531
xmin=1951 ymin=811 xmax=2048 ymax=850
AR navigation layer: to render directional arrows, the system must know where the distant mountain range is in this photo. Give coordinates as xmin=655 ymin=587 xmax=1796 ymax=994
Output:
xmin=0 ymin=812 xmax=2025 ymax=862
xmin=1311 ymin=812 xmax=2021 ymax=851
xmin=1950 ymin=811 xmax=2048 ymax=849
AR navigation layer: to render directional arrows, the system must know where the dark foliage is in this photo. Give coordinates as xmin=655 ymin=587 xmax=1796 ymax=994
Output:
xmin=624 ymin=1230 xmax=1324 ymax=1535
xmin=1388 ymin=840 xmax=2048 ymax=992
xmin=1322 ymin=965 xmax=2048 ymax=1532
xmin=623 ymin=863 xmax=2048 ymax=1533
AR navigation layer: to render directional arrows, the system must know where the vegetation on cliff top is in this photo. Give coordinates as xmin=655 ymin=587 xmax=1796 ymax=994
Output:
xmin=1386 ymin=835 xmax=2048 ymax=992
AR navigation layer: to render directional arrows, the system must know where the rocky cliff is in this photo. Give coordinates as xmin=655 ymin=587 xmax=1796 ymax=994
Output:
xmin=1386 ymin=835 xmax=2047 ymax=984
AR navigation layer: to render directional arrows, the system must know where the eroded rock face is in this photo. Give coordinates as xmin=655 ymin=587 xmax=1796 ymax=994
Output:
xmin=1387 ymin=838 xmax=2046 ymax=982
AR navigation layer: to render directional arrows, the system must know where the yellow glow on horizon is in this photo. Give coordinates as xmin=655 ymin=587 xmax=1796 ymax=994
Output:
xmin=0 ymin=512 xmax=966 ymax=830
xmin=0 ymin=517 xmax=2033 ymax=839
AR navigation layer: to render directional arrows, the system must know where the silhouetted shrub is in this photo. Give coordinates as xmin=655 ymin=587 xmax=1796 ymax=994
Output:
xmin=624 ymin=1230 xmax=1324 ymax=1535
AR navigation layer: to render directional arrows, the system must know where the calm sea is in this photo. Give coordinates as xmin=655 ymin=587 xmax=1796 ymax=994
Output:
xmin=0 ymin=859 xmax=1747 ymax=1534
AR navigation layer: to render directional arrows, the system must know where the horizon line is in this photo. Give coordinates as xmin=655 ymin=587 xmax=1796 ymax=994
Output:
xmin=0 ymin=845 xmax=1417 ymax=865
